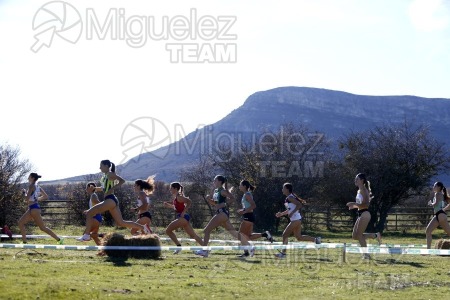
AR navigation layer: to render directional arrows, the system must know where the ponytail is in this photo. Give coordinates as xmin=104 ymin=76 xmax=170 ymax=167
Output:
xmin=215 ymin=175 xmax=229 ymax=191
xmin=135 ymin=177 xmax=155 ymax=195
xmin=443 ymin=186 xmax=450 ymax=203
xmin=240 ymin=180 xmax=256 ymax=192
xmin=283 ymin=182 xmax=306 ymax=204
xmin=293 ymin=193 xmax=307 ymax=205
xmin=146 ymin=176 xmax=155 ymax=186
xmin=356 ymin=173 xmax=373 ymax=199
xmin=223 ymin=176 xmax=228 ymax=191
xmin=100 ymin=160 xmax=115 ymax=172
xmin=435 ymin=182 xmax=449 ymax=203
xmin=365 ymin=180 xmax=371 ymax=192
xmin=171 ymin=182 xmax=185 ymax=196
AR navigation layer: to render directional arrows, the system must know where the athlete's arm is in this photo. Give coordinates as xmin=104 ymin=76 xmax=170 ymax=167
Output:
xmin=91 ymin=193 xmax=100 ymax=206
xmin=242 ymin=193 xmax=256 ymax=213
xmin=39 ymin=188 xmax=49 ymax=201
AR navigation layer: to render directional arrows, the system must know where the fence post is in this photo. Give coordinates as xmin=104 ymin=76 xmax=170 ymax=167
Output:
xmin=395 ymin=213 xmax=398 ymax=231
xmin=326 ymin=207 xmax=331 ymax=231
xmin=68 ymin=200 xmax=71 ymax=225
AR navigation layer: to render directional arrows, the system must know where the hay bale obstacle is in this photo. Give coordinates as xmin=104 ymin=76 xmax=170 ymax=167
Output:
xmin=435 ymin=239 xmax=450 ymax=250
xmin=435 ymin=239 xmax=450 ymax=257
xmin=99 ymin=233 xmax=161 ymax=259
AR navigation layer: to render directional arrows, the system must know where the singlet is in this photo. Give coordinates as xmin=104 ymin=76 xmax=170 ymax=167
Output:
xmin=100 ymin=173 xmax=114 ymax=193
xmin=89 ymin=193 xmax=99 ymax=208
xmin=213 ymin=187 xmax=227 ymax=205
xmin=29 ymin=184 xmax=40 ymax=203
xmin=433 ymin=192 xmax=446 ymax=214
xmin=285 ymin=194 xmax=301 ymax=221
xmin=173 ymin=196 xmax=185 ymax=214
xmin=355 ymin=192 xmax=363 ymax=204
xmin=241 ymin=192 xmax=252 ymax=209
xmin=136 ymin=195 xmax=150 ymax=210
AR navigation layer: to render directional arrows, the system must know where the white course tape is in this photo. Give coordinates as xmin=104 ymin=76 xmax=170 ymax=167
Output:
xmin=4 ymin=234 xmax=449 ymax=255
xmin=1 ymin=235 xmax=275 ymax=244
xmin=2 ymin=242 xmax=450 ymax=255
xmin=345 ymin=246 xmax=450 ymax=255
xmin=1 ymin=235 xmax=432 ymax=248
xmin=0 ymin=243 xmax=326 ymax=251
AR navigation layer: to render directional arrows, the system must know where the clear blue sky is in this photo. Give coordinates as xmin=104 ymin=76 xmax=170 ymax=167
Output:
xmin=1 ymin=0 xmax=449 ymax=181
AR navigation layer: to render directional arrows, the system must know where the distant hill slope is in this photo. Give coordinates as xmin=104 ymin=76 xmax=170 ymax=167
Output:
xmin=52 ymin=87 xmax=450 ymax=183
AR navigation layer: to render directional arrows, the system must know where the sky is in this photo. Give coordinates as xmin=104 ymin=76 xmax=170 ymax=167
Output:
xmin=0 ymin=0 xmax=450 ymax=181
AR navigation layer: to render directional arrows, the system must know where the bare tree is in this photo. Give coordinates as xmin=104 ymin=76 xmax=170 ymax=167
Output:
xmin=0 ymin=144 xmax=32 ymax=227
xmin=180 ymin=154 xmax=219 ymax=217
xmin=208 ymin=123 xmax=331 ymax=232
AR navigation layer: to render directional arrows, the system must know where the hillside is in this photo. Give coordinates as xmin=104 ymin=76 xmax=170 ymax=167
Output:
xmin=52 ymin=87 xmax=450 ymax=183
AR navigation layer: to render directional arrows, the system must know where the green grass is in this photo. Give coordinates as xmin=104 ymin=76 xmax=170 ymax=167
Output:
xmin=1 ymin=226 xmax=450 ymax=299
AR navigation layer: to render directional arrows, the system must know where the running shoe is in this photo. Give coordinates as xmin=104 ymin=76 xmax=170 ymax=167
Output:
xmin=194 ymin=250 xmax=209 ymax=257
xmin=76 ymin=234 xmax=91 ymax=242
xmin=249 ymin=246 xmax=256 ymax=257
xmin=265 ymin=231 xmax=274 ymax=243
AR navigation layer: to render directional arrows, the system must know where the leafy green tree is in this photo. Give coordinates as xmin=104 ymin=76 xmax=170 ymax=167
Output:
xmin=322 ymin=123 xmax=450 ymax=233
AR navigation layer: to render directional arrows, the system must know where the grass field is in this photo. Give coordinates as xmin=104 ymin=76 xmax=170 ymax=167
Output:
xmin=1 ymin=226 xmax=450 ymax=300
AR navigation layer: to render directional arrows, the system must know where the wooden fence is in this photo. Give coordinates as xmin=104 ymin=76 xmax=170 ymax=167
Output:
xmin=40 ymin=200 xmax=75 ymax=224
xmin=40 ymin=200 xmax=444 ymax=231
xmin=300 ymin=206 xmax=440 ymax=231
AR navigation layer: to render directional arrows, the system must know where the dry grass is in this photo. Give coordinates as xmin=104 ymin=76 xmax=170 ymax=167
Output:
xmin=99 ymin=233 xmax=161 ymax=259
xmin=435 ymin=238 xmax=450 ymax=250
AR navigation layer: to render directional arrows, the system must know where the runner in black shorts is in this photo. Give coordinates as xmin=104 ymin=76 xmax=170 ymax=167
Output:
xmin=195 ymin=175 xmax=251 ymax=257
xmin=131 ymin=177 xmax=154 ymax=235
xmin=77 ymin=160 xmax=151 ymax=242
xmin=237 ymin=180 xmax=273 ymax=258
xmin=346 ymin=173 xmax=381 ymax=259
xmin=425 ymin=181 xmax=450 ymax=249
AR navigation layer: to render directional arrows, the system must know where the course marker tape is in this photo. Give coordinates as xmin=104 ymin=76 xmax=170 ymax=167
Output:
xmin=0 ymin=235 xmax=432 ymax=248
xmin=345 ymin=246 xmax=450 ymax=255
xmin=1 ymin=242 xmax=450 ymax=255
xmin=1 ymin=235 xmax=276 ymax=244
xmin=0 ymin=243 xmax=327 ymax=251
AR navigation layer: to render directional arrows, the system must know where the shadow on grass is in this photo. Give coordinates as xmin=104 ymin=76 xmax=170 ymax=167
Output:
xmin=229 ymin=258 xmax=263 ymax=264
xmin=377 ymin=258 xmax=426 ymax=268
xmin=104 ymin=256 xmax=165 ymax=266
xmin=104 ymin=257 xmax=131 ymax=267
xmin=13 ymin=249 xmax=47 ymax=260
xmin=384 ymin=231 xmax=426 ymax=239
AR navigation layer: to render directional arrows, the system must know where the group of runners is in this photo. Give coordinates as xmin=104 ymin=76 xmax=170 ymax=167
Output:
xmin=15 ymin=160 xmax=450 ymax=258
